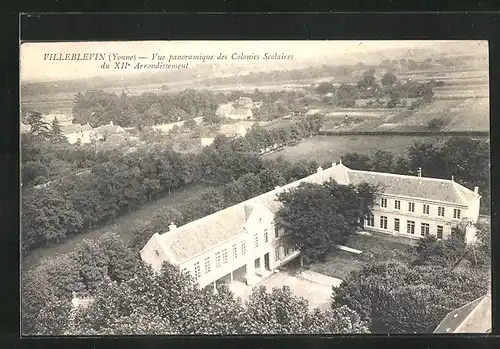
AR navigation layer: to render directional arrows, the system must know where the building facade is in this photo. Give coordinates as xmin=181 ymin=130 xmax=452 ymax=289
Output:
xmin=140 ymin=161 xmax=481 ymax=291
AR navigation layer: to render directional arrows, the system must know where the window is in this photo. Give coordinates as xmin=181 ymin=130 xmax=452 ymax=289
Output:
xmin=438 ymin=206 xmax=445 ymax=217
xmin=408 ymin=202 xmax=415 ymax=212
xmin=453 ymin=208 xmax=461 ymax=219
xmin=366 ymin=213 xmax=375 ymax=227
xmin=423 ymin=204 xmax=430 ymax=215
xmin=259 ymin=218 xmax=262 ymax=223
xmin=222 ymin=249 xmax=228 ymax=264
xmin=264 ymin=229 xmax=269 ymax=243
xmin=274 ymin=225 xmax=279 ymax=238
xmin=394 ymin=200 xmax=401 ymax=210
xmin=380 ymin=216 xmax=388 ymax=229
xmin=437 ymin=225 xmax=443 ymax=239
xmin=394 ymin=218 xmax=400 ymax=232
xmin=275 ymin=247 xmax=280 ymax=261
xmin=241 ymin=241 xmax=247 ymax=255
xmin=194 ymin=262 xmax=201 ymax=279
xmin=232 ymin=244 xmax=238 ymax=259
xmin=407 ymin=220 xmax=415 ymax=235
xmin=421 ymin=223 xmax=430 ymax=236
xmin=204 ymin=257 xmax=211 ymax=274
xmin=284 ymin=247 xmax=290 ymax=256
xmin=215 ymin=251 xmax=221 ymax=268
xmin=254 ymin=233 xmax=259 ymax=248
xmin=155 ymin=250 xmax=160 ymax=256
xmin=380 ymin=198 xmax=387 ymax=208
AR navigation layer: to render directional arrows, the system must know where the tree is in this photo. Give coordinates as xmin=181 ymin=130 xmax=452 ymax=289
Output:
xmin=427 ymin=116 xmax=444 ymax=130
xmin=21 ymin=252 xmax=86 ymax=334
xmin=241 ymin=286 xmax=369 ymax=334
xmin=222 ymin=173 xmax=262 ymax=206
xmin=203 ymin=108 xmax=220 ymax=124
xmin=276 ymin=180 xmax=378 ymax=263
xmin=26 ymin=111 xmax=51 ymax=139
xmin=468 ymin=220 xmax=491 ymax=267
xmin=381 ymin=72 xmax=398 ymax=88
xmin=357 ymin=69 xmax=377 ymax=90
xmin=413 ymin=232 xmax=467 ymax=270
xmin=50 ymin=117 xmax=67 ymax=142
xmin=333 ymin=261 xmax=489 ymax=333
xmin=342 ymin=153 xmax=371 ymax=171
xmin=335 ymin=83 xmax=358 ymax=107
xmin=369 ymin=150 xmax=395 ymax=172
xmin=181 ymin=188 xmax=226 ymax=222
xmin=258 ymin=166 xmax=287 ymax=192
xmin=69 ymin=262 xmax=245 ymax=335
xmin=183 ymin=118 xmax=198 ymax=131
xmin=22 ymin=187 xmax=83 ymax=249
xmin=316 ymin=82 xmax=335 ymax=95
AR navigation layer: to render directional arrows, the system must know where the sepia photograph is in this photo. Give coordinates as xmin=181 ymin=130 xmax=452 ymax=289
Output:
xmin=20 ymin=40 xmax=491 ymax=336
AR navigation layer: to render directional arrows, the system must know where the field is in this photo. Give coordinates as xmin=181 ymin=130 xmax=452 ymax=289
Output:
xmin=264 ymin=134 xmax=448 ymax=164
xmin=442 ymin=97 xmax=490 ymax=132
xmin=22 ymin=183 xmax=210 ymax=271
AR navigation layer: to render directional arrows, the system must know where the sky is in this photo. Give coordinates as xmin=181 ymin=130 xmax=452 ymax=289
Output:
xmin=20 ymin=40 xmax=488 ymax=82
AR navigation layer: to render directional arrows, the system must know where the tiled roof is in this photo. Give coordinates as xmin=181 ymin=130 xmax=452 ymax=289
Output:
xmin=434 ymin=294 xmax=491 ymax=333
xmin=231 ymin=108 xmax=252 ymax=116
xmin=346 ymin=170 xmax=475 ymax=205
xmin=93 ymin=123 xmax=125 ymax=136
xmin=149 ymin=163 xmax=479 ymax=264
xmin=61 ymin=123 xmax=83 ymax=135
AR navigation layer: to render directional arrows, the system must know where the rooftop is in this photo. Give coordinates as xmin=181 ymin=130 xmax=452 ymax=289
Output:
xmin=434 ymin=294 xmax=491 ymax=333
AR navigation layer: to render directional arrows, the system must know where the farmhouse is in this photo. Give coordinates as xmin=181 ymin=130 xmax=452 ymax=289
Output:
xmin=216 ymin=101 xmax=254 ymax=120
xmin=141 ymin=161 xmax=481 ymax=291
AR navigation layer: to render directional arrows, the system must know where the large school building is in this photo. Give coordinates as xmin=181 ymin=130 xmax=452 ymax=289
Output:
xmin=140 ymin=161 xmax=481 ymax=290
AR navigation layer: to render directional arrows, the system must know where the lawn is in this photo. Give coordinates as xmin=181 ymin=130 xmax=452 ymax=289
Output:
xmin=308 ymin=233 xmax=417 ymax=280
xmin=22 ymin=183 xmax=210 ymax=271
xmin=264 ymin=134 xmax=448 ymax=164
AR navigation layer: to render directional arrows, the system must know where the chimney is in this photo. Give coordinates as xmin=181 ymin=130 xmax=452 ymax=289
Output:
xmin=317 ymin=166 xmax=323 ymax=173
xmin=417 ymin=167 xmax=422 ymax=177
xmin=332 ymin=162 xmax=337 ymax=167
xmin=474 ymin=186 xmax=479 ymax=194
xmin=339 ymin=159 xmax=343 ymax=165
xmin=109 ymin=121 xmax=114 ymax=126
xmin=168 ymin=222 xmax=177 ymax=231
xmin=451 ymin=175 xmax=454 ymax=182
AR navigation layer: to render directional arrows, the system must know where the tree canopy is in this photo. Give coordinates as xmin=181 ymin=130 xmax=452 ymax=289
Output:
xmin=332 ymin=260 xmax=489 ymax=333
xmin=276 ymin=180 xmax=380 ymax=263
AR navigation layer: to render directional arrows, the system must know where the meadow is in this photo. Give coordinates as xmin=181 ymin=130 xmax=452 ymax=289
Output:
xmin=263 ymin=134 xmax=450 ymax=164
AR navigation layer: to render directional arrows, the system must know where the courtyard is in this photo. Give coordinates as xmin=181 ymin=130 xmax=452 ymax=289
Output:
xmin=309 ymin=231 xmax=417 ymax=280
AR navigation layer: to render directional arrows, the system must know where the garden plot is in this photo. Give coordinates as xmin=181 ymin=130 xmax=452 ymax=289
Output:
xmin=390 ymin=99 xmax=466 ymax=131
xmin=442 ymin=97 xmax=490 ymax=132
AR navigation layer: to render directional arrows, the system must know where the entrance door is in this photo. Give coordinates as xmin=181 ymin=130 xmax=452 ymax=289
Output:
xmin=264 ymin=253 xmax=270 ymax=271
